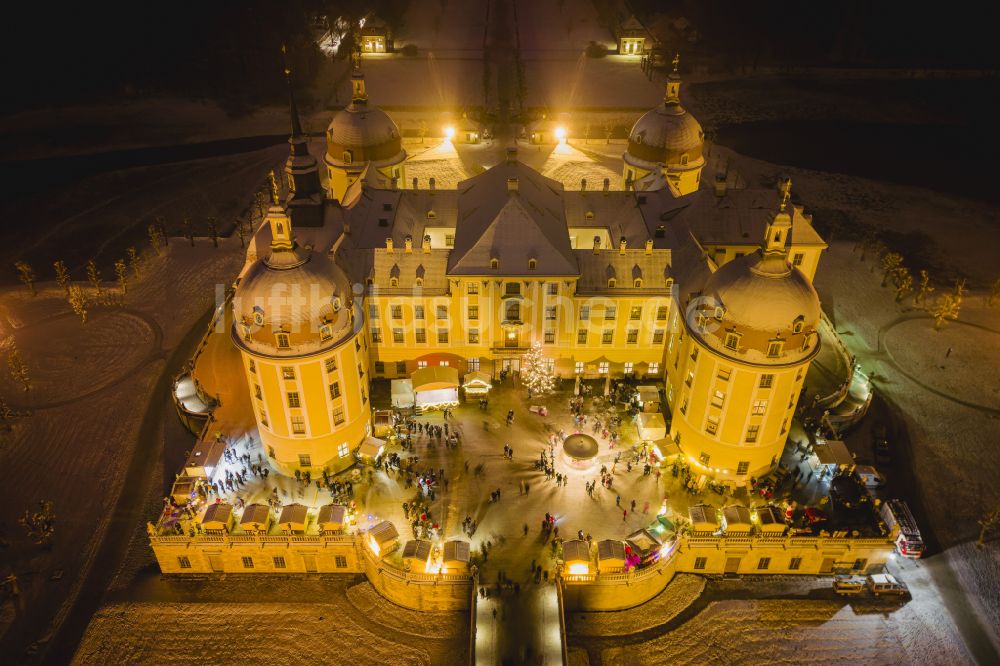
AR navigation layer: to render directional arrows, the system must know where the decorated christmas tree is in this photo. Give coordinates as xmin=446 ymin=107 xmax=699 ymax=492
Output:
xmin=522 ymin=341 xmax=555 ymax=398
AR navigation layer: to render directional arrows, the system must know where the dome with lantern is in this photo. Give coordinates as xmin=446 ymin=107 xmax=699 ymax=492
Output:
xmin=325 ymin=70 xmax=404 ymax=167
xmin=624 ymin=59 xmax=704 ymax=168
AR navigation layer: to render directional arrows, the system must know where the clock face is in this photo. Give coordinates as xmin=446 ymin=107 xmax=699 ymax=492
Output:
xmin=332 ymin=296 xmax=342 ymax=312
xmin=253 ymin=310 xmax=265 ymax=326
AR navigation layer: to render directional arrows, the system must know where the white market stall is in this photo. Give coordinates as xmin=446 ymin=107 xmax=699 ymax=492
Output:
xmin=278 ymin=503 xmax=309 ymax=534
xmin=636 ymin=412 xmax=667 ymax=441
xmin=240 ymin=504 xmax=271 ymax=534
xmin=402 ymin=538 xmax=434 ymax=573
xmin=562 ymin=539 xmax=591 ymax=576
xmin=411 ymin=366 xmax=460 ymax=410
xmin=462 ymin=371 xmax=493 ymax=397
xmin=597 ymin=539 xmax=627 ymax=573
xmin=756 ymin=505 xmax=787 ymax=535
xmin=357 ymin=436 xmax=386 ymax=463
xmin=636 ymin=385 xmax=661 ymax=413
xmin=442 ymin=540 xmax=471 ymax=573
xmin=367 ymin=520 xmax=400 ymax=557
xmin=391 ymin=379 xmax=415 ymax=409
xmin=199 ymin=502 xmax=234 ymax=534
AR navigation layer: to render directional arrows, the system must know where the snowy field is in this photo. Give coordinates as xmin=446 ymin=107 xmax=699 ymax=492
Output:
xmin=567 ymin=574 xmax=705 ymax=637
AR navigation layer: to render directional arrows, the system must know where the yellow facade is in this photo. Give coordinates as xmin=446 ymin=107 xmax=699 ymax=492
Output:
xmin=326 ymin=160 xmax=405 ymax=203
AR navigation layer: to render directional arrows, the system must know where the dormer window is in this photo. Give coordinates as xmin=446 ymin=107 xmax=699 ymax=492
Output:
xmin=253 ymin=308 xmax=265 ymax=326
xmin=415 ymin=277 xmax=424 ymax=287
xmin=491 ymin=258 xmax=499 ymax=270
xmin=792 ymin=317 xmax=804 ymax=334
xmin=633 ymin=278 xmax=642 ymax=288
xmin=331 ymin=297 xmax=342 ymax=312
xmin=343 ymin=150 xmax=353 ymax=164
xmin=714 ymin=306 xmax=725 ymax=320
xmin=389 ymin=277 xmax=399 ymax=287
xmin=320 ymin=324 xmax=333 ymax=341
xmin=767 ymin=340 xmax=784 ymax=358
xmin=528 ymin=258 xmax=537 ymax=270
xmin=427 ymin=210 xmax=437 ymax=219
xmin=665 ymin=277 xmax=674 ymax=289
xmin=585 ymin=211 xmax=594 ymax=220
xmin=680 ymin=154 xmax=689 ymax=166
xmin=724 ymin=331 xmax=741 ymax=351
xmin=276 ymin=333 xmax=290 ymax=349
xmin=608 ymin=278 xmax=617 ymax=288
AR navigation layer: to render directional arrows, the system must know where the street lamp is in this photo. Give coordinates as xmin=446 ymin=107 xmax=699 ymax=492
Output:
xmin=444 ymin=125 xmax=456 ymax=140
xmin=555 ymin=126 xmax=567 ymax=143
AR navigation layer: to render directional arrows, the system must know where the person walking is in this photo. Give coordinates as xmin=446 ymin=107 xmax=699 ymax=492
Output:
xmin=622 ymin=509 xmax=628 ymax=521
xmin=616 ymin=494 xmax=621 ymax=507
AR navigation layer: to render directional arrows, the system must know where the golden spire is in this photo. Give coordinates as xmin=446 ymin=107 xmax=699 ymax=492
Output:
xmin=779 ymin=178 xmax=792 ymax=212
xmin=268 ymin=169 xmax=280 ymax=205
xmin=672 ymin=53 xmax=680 ymax=73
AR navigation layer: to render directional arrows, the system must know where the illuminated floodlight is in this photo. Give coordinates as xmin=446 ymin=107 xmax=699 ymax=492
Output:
xmin=444 ymin=125 xmax=456 ymax=140
xmin=554 ymin=126 xmax=567 ymax=142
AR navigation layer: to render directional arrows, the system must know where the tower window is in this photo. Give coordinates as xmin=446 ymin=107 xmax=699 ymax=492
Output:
xmin=528 ymin=258 xmax=537 ymax=270
xmin=608 ymin=278 xmax=617 ymax=288
xmin=275 ymin=333 xmax=290 ymax=349
xmin=291 ymin=416 xmax=305 ymax=434
xmin=767 ymin=340 xmax=784 ymax=358
xmin=792 ymin=318 xmax=804 ymax=334
xmin=320 ymin=324 xmax=333 ymax=341
xmin=680 ymin=154 xmax=689 ymax=166
xmin=724 ymin=332 xmax=740 ymax=351
xmin=389 ymin=277 xmax=398 ymax=287
xmin=759 ymin=374 xmax=774 ymax=389
xmin=343 ymin=150 xmax=353 ymax=164
xmin=633 ymin=278 xmax=642 ymax=288
xmin=491 ymin=258 xmax=499 ymax=269
xmin=282 ymin=367 xmax=295 ymax=380
xmin=287 ymin=392 xmax=300 ymax=408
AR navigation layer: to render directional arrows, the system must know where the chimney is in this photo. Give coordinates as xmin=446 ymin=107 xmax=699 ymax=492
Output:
xmin=603 ymin=177 xmax=610 ymax=193
xmin=645 ymin=239 xmax=653 ymax=255
xmin=386 ymin=238 xmax=394 ymax=253
xmin=580 ymin=178 xmax=587 ymax=191
xmin=412 ymin=177 xmax=419 ymax=190
xmin=429 ymin=177 xmax=436 ymax=191
xmin=390 ymin=176 xmax=398 ymax=190
xmin=619 ymin=237 xmax=627 ymax=255
xmin=505 ymin=147 xmax=517 ymax=164
xmin=507 ymin=177 xmax=519 ymax=194
xmin=404 ymin=235 xmax=413 ymax=253
xmin=422 ymin=234 xmax=431 ymax=253
xmin=593 ymin=236 xmax=601 ymax=254
xmin=714 ymin=172 xmax=727 ymax=197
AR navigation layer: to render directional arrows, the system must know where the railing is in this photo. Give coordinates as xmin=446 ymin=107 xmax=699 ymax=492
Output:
xmin=151 ymin=533 xmax=356 ymax=547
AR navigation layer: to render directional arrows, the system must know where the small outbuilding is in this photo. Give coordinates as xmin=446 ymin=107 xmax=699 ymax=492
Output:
xmin=689 ymin=504 xmax=719 ymax=534
xmin=367 ymin=520 xmax=400 ymax=557
xmin=596 ymin=539 xmax=627 ymax=573
xmin=722 ymin=505 xmax=753 ymax=535
xmin=278 ymin=503 xmax=309 ymax=534
xmin=636 ymin=385 xmax=661 ymax=412
xmin=240 ymin=503 xmax=271 ymax=534
xmin=562 ymin=539 xmax=591 ymax=575
xmin=357 ymin=437 xmax=386 ymax=462
xmin=184 ymin=437 xmax=227 ymax=479
xmin=317 ymin=504 xmax=348 ymax=534
xmin=200 ymin=502 xmax=234 ymax=534
xmin=402 ymin=538 xmax=434 ymax=573
xmin=625 ymin=528 xmax=664 ymax=564
xmin=372 ymin=409 xmax=395 ymax=437
xmin=462 ymin=371 xmax=493 ymax=396
xmin=411 ymin=366 xmax=460 ymax=410
xmin=442 ymin=540 xmax=471 ymax=573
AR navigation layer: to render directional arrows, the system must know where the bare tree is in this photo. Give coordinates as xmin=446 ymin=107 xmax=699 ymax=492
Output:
xmin=978 ymin=505 xmax=1000 ymax=548
xmin=127 ymin=246 xmax=142 ymax=279
xmin=115 ymin=259 xmax=128 ymax=298
xmin=236 ymin=217 xmax=249 ymax=248
xmin=14 ymin=261 xmax=36 ymax=296
xmin=19 ymin=500 xmax=55 ymax=546
xmin=147 ymin=223 xmax=164 ymax=254
xmin=182 ymin=215 xmax=195 ymax=246
xmin=86 ymin=259 xmax=103 ymax=296
xmin=68 ymin=285 xmax=89 ymax=324
xmin=931 ymin=293 xmax=961 ymax=330
xmin=915 ymin=269 xmax=934 ymax=306
xmin=893 ymin=267 xmax=913 ymax=303
xmin=880 ymin=252 xmax=903 ymax=287
xmin=206 ymin=217 xmax=219 ymax=248
xmin=953 ymin=278 xmax=967 ymax=301
xmin=53 ymin=260 xmax=71 ymax=296
xmin=7 ymin=348 xmax=30 ymax=392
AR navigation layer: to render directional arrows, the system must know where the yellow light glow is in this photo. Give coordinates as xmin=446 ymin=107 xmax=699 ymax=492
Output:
xmin=444 ymin=126 xmax=455 ymax=140
xmin=555 ymin=126 xmax=567 ymax=142
xmin=368 ymin=534 xmax=380 ymax=555
xmin=568 ymin=563 xmax=589 ymax=575
xmin=507 ymin=331 xmax=516 ymax=339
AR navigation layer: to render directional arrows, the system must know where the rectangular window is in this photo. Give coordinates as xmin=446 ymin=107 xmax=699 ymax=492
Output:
xmin=705 ymin=416 xmax=719 ymax=435
xmin=575 ymin=361 xmax=584 ymax=374
xmin=358 ymin=363 xmax=364 ymax=379
xmin=415 ymin=328 xmax=426 ymax=343
xmin=276 ymin=333 xmax=290 ymax=349
xmin=546 ymin=283 xmax=558 ymax=295
xmin=545 ymin=306 xmax=557 ymax=320
xmin=505 ymin=302 xmax=520 ymax=320
xmin=760 ymin=374 xmax=774 ymax=389
xmin=627 ymin=329 xmax=638 ymax=344
xmin=414 ymin=305 xmax=425 ymax=319
xmin=656 ymin=305 xmax=668 ymax=320
xmin=337 ymin=442 xmax=348 ymax=457
xmin=718 ymin=367 xmax=732 ymax=381
xmin=693 ymin=557 xmax=707 ymax=570
xmin=605 ymin=305 xmax=616 ymax=320
xmin=417 ymin=360 xmax=427 ymax=369
xmin=577 ymin=329 xmax=587 ymax=344
xmin=505 ymin=283 xmax=520 ymax=296
xmin=370 ymin=328 xmax=382 ymax=343
xmin=686 ymin=370 xmax=694 ymax=387
xmin=329 ymin=382 xmax=341 ymax=399
xmin=178 ymin=556 xmax=192 ymax=569
xmin=757 ymin=557 xmax=771 ymax=570
xmin=699 ymin=451 xmax=710 ymax=465
xmin=325 ymin=357 xmax=337 ymax=373
xmin=242 ymin=556 xmax=254 ymax=569
xmin=248 ymin=359 xmax=256 ymax=374
xmin=273 ymin=556 xmax=286 ymax=569
xmin=793 ymin=253 xmax=804 ymax=267
xmin=711 ymin=390 xmax=725 ymax=408
xmin=466 ymin=358 xmax=479 ymax=372
xmin=653 ymin=329 xmax=665 ymax=344
xmin=853 ymin=558 xmax=867 ymax=571
xmin=335 ymin=555 xmax=348 ymax=568
xmin=467 ymin=282 xmax=479 ymax=295
xmin=392 ymin=328 xmax=404 ymax=343
xmin=282 ymin=366 xmax=295 ymax=380
xmin=333 ymin=407 xmax=345 ymax=425
xmin=789 ymin=557 xmax=802 ymax=571
xmin=436 ymin=305 xmax=448 ymax=319
xmin=579 ymin=306 xmax=590 ymax=320
xmin=737 ymin=461 xmax=750 ymax=476
xmin=602 ymin=329 xmax=613 ymax=344
xmin=298 ymin=453 xmax=311 ymax=467
xmin=320 ymin=324 xmax=333 ymax=341
xmin=624 ymin=361 xmax=633 ymax=374
xmin=391 ymin=305 xmax=402 ymax=319
xmin=468 ymin=305 xmax=479 ymax=320
xmin=373 ymin=361 xmax=384 ymax=375
xmin=254 ymin=384 xmax=262 ymax=400
xmin=368 ymin=304 xmax=379 ymax=319
xmin=291 ymin=416 xmax=306 ymax=434
xmin=691 ymin=348 xmax=699 ymax=362
xmin=544 ymin=330 xmax=555 ymax=344
xmin=438 ymin=329 xmax=448 ymax=344
xmin=680 ymin=397 xmax=688 ymax=415
xmin=752 ymin=399 xmax=767 ymax=416
xmin=724 ymin=332 xmax=740 ymax=351
xmin=260 ymin=410 xmax=268 ymax=427
xmin=767 ymin=341 xmax=783 ymax=358
xmin=630 ymin=306 xmax=642 ymax=320
xmin=746 ymin=425 xmax=760 ymax=443
xmin=396 ymin=361 xmax=406 ymax=374
xmin=469 ymin=328 xmax=479 ymax=344
xmin=287 ymin=392 xmax=300 ymax=408
xmin=598 ymin=361 xmax=609 ymax=374
xmin=648 ymin=362 xmax=659 ymax=374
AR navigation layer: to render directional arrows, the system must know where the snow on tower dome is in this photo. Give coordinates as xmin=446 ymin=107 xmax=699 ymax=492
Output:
xmin=625 ymin=57 xmax=704 ymax=167
xmin=325 ymin=69 xmax=404 ymax=167
xmin=232 ymin=206 xmax=356 ymax=356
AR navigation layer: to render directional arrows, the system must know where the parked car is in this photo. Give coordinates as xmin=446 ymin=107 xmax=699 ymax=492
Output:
xmin=834 ymin=574 xmax=867 ymax=596
xmin=867 ymin=573 xmax=909 ymax=597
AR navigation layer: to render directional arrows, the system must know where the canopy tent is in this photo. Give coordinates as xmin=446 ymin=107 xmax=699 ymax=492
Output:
xmin=367 ymin=520 xmax=400 ymax=557
xmin=184 ymin=437 xmax=227 ymax=480
xmin=402 ymin=539 xmax=433 ymax=573
xmin=722 ymin=505 xmax=753 ymax=534
xmin=597 ymin=539 xmax=627 ymax=573
xmin=200 ymin=502 xmax=233 ymax=534
xmin=636 ymin=412 xmax=667 ymax=441
xmin=442 ymin=540 xmax=471 ymax=572
xmin=462 ymin=371 xmax=493 ymax=395
xmin=279 ymin=503 xmax=309 ymax=534
xmin=411 ymin=366 xmax=460 ymax=409
xmin=391 ymin=379 xmax=415 ymax=408
xmin=240 ymin=503 xmax=271 ymax=534
xmin=562 ymin=539 xmax=591 ymax=575
xmin=813 ymin=439 xmax=854 ymax=468
xmin=318 ymin=504 xmax=348 ymax=534
xmin=636 ymin=385 xmax=661 ymax=412
xmin=689 ymin=504 xmax=719 ymax=533
xmin=625 ymin=528 xmax=664 ymax=563
xmin=358 ymin=436 xmax=386 ymax=461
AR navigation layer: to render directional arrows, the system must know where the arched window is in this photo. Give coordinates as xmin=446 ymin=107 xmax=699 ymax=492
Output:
xmin=490 ymin=258 xmax=499 ymax=270
xmin=415 ymin=277 xmax=424 ymax=287
xmin=680 ymin=154 xmax=689 ymax=165
xmin=276 ymin=223 xmax=284 ymax=235
xmin=792 ymin=319 xmax=804 ymax=334
xmin=528 ymin=259 xmax=537 ymax=270
xmin=389 ymin=277 xmax=398 ymax=287
xmin=714 ymin=306 xmax=725 ymax=320
xmin=608 ymin=278 xmax=617 ymax=288
xmin=343 ymin=150 xmax=353 ymax=164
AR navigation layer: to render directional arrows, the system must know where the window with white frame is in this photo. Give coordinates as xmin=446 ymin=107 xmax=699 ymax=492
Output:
xmin=291 ymin=416 xmax=305 ymax=434
xmin=648 ymin=362 xmax=659 ymax=374
xmin=598 ymin=361 xmax=609 ymax=374
xmin=417 ymin=360 xmax=427 ymax=369
xmin=575 ymin=361 xmax=584 ymax=374
xmin=624 ymin=362 xmax=633 ymax=374
xmin=752 ymin=399 xmax=767 ymax=415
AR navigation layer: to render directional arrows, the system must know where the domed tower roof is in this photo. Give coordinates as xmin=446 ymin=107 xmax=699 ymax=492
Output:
xmin=692 ymin=181 xmax=821 ymax=365
xmin=325 ymin=70 xmax=404 ymax=167
xmin=232 ymin=201 xmax=356 ymax=357
xmin=625 ymin=56 xmax=704 ymax=167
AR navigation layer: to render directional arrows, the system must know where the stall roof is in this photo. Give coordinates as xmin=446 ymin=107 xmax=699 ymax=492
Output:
xmin=597 ymin=539 xmax=626 ymax=561
xmin=358 ymin=437 xmax=386 ymax=458
xmin=757 ymin=505 xmax=785 ymax=529
xmin=240 ymin=503 xmax=270 ymax=526
xmin=689 ymin=504 xmax=719 ymax=529
xmin=723 ymin=505 xmax=752 ymax=528
xmin=562 ymin=539 xmax=590 ymax=563
xmin=462 ymin=371 xmax=493 ymax=388
xmin=636 ymin=412 xmax=667 ymax=439
xmin=202 ymin=502 xmax=232 ymax=525
xmin=815 ymin=439 xmax=854 ymax=466
xmin=184 ymin=437 xmax=227 ymax=476
xmin=402 ymin=539 xmax=433 ymax=560
xmin=637 ymin=385 xmax=660 ymax=401
xmin=279 ymin=503 xmax=309 ymax=526
xmin=625 ymin=528 xmax=663 ymax=555
xmin=369 ymin=520 xmax=399 ymax=543
xmin=443 ymin=539 xmax=470 ymax=563
xmin=318 ymin=504 xmax=347 ymax=526
xmin=411 ymin=365 xmax=460 ymax=391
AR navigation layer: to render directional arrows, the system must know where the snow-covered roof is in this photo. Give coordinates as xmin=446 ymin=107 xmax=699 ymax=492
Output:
xmin=562 ymin=539 xmax=590 ymax=563
xmin=240 ymin=504 xmax=271 ymax=526
xmin=402 ymin=538 xmax=433 ymax=561
xmin=318 ymin=504 xmax=347 ymax=526
xmin=597 ymin=539 xmax=626 ymax=561
xmin=279 ymin=503 xmax=309 ymax=526
xmin=689 ymin=504 xmax=719 ymax=529
xmin=443 ymin=539 xmax=470 ymax=563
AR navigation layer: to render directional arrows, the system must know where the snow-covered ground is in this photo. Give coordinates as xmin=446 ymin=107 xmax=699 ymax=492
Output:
xmin=567 ymin=574 xmax=705 ymax=637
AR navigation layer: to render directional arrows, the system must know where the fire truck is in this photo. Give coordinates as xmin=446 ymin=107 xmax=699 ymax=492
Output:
xmin=879 ymin=499 xmax=924 ymax=559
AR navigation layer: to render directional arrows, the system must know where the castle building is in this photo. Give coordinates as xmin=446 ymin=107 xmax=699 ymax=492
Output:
xmin=622 ymin=57 xmax=704 ymax=196
xmin=229 ymin=67 xmax=827 ymax=482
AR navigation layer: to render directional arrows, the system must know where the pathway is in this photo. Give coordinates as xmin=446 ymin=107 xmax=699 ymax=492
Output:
xmin=476 ymin=581 xmax=564 ymax=665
